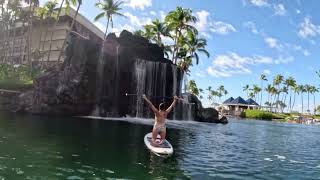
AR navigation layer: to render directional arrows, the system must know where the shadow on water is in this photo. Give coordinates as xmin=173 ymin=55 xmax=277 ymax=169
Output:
xmin=0 ymin=111 xmax=190 ymax=179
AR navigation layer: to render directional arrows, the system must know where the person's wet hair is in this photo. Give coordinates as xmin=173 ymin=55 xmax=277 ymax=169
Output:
xmin=159 ymin=103 xmax=166 ymax=111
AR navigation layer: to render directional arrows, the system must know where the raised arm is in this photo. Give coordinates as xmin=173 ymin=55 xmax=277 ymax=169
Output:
xmin=142 ymin=95 xmax=159 ymax=114
xmin=166 ymin=96 xmax=178 ymax=113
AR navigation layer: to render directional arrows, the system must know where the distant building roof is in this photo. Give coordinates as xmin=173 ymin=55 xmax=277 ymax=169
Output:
xmin=230 ymin=96 xmax=248 ymax=105
xmin=246 ymin=98 xmax=259 ymax=106
xmin=223 ymin=97 xmax=234 ymax=104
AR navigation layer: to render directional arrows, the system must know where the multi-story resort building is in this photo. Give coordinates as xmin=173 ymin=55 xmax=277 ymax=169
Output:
xmin=0 ymin=8 xmax=104 ymax=66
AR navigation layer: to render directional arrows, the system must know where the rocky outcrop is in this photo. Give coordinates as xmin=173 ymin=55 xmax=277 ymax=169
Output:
xmin=176 ymin=93 xmax=228 ymax=124
xmin=13 ymin=30 xmax=227 ymax=124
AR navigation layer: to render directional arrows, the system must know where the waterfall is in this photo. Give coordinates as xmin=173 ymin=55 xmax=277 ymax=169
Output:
xmin=92 ymin=41 xmax=106 ymax=116
xmin=135 ymin=59 xmax=147 ymax=118
xmin=172 ymin=66 xmax=178 ymax=120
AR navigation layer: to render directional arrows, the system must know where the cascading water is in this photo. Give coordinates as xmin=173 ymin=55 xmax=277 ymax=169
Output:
xmin=92 ymin=40 xmax=106 ymax=116
xmin=135 ymin=59 xmax=147 ymax=117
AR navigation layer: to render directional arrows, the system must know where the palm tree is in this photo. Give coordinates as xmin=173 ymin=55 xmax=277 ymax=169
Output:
xmin=252 ymin=84 xmax=261 ymax=103
xmin=265 ymin=84 xmax=273 ymax=111
xmin=285 ymin=77 xmax=296 ymax=112
xmin=309 ymin=86 xmax=318 ymax=115
xmin=273 ymin=74 xmax=284 ymax=111
xmin=217 ymin=85 xmax=226 ymax=103
xmin=144 ymin=19 xmax=170 ymax=47
xmin=243 ymin=84 xmax=250 ymax=98
xmin=280 ymin=86 xmax=288 ymax=112
xmin=187 ymin=80 xmax=199 ymax=96
xmin=57 ymin=0 xmax=83 ymax=63
xmin=297 ymin=85 xmax=306 ymax=114
xmin=305 ymin=85 xmax=313 ymax=113
xmin=165 ymin=7 xmax=197 ymax=64
xmin=260 ymin=74 xmax=267 ymax=108
xmin=292 ymin=85 xmax=299 ymax=112
xmin=94 ymin=0 xmax=125 ymax=39
xmin=270 ymin=86 xmax=278 ymax=112
xmin=184 ymin=30 xmax=209 ymax=65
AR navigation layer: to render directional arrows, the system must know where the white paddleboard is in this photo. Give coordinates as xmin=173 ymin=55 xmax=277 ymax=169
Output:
xmin=144 ymin=133 xmax=173 ymax=155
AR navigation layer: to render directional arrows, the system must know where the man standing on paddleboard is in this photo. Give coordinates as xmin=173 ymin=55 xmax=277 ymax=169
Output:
xmin=142 ymin=94 xmax=178 ymax=146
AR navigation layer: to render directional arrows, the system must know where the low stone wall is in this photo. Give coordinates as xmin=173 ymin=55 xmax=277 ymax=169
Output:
xmin=0 ymin=90 xmax=20 ymax=111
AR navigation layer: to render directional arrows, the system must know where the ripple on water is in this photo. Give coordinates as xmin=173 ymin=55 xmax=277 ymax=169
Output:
xmin=67 ymin=176 xmax=84 ymax=180
xmin=264 ymin=158 xmax=273 ymax=162
xmin=56 ymin=167 xmax=75 ymax=173
xmin=274 ymin=155 xmax=286 ymax=160
xmin=77 ymin=169 xmax=87 ymax=173
xmin=12 ymin=167 xmax=24 ymax=175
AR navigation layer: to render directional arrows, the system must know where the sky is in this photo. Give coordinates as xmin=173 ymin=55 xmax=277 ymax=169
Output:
xmin=39 ymin=0 xmax=320 ymax=111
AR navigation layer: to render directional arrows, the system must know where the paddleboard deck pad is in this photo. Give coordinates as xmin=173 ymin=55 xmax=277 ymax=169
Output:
xmin=144 ymin=133 xmax=173 ymax=155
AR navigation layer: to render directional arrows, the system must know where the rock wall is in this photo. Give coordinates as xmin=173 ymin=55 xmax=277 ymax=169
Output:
xmin=14 ymin=30 xmax=227 ymax=124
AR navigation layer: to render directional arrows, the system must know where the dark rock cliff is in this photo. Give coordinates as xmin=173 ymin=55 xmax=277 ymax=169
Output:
xmin=13 ymin=30 xmax=227 ymax=124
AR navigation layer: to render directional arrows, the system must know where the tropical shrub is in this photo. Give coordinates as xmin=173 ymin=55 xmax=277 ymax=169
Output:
xmin=243 ymin=110 xmax=273 ymax=120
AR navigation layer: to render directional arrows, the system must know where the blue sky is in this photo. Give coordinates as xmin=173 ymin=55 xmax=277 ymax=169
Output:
xmin=40 ymin=0 xmax=320 ymax=110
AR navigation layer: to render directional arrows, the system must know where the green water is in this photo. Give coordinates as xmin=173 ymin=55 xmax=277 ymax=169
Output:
xmin=0 ymin=112 xmax=319 ymax=179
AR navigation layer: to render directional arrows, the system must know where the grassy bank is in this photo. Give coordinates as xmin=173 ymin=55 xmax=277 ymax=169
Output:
xmin=241 ymin=110 xmax=290 ymax=120
xmin=0 ymin=79 xmax=33 ymax=91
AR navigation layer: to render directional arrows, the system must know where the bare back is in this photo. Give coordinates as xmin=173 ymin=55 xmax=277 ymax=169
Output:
xmin=155 ymin=111 xmax=168 ymax=125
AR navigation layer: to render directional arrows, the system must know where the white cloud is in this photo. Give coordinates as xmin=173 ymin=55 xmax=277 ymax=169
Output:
xmin=210 ymin=21 xmax=236 ymax=35
xmin=243 ymin=21 xmax=258 ymax=34
xmin=124 ymin=0 xmax=152 ymax=10
xmin=263 ymin=69 xmax=271 ymax=75
xmin=296 ymin=9 xmax=301 ymax=14
xmin=298 ymin=17 xmax=320 ymax=39
xmin=193 ymin=10 xmax=236 ymax=36
xmin=195 ymin=10 xmax=210 ymax=32
xmin=248 ymin=0 xmax=269 ymax=7
xmin=159 ymin=11 xmax=166 ymax=21
xmin=150 ymin=11 xmax=157 ymax=16
xmin=303 ymin=50 xmax=311 ymax=56
xmin=264 ymin=37 xmax=282 ymax=50
xmin=274 ymin=56 xmax=294 ymax=64
xmin=94 ymin=22 xmax=106 ymax=32
xmin=124 ymin=12 xmax=152 ymax=27
xmin=263 ymin=37 xmax=310 ymax=56
xmin=206 ymin=52 xmax=289 ymax=77
xmin=273 ymin=4 xmax=286 ymax=16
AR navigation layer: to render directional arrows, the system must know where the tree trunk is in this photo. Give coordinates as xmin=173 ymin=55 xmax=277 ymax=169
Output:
xmin=292 ymin=93 xmax=296 ymax=112
xmin=41 ymin=19 xmax=50 ymax=66
xmin=313 ymin=94 xmax=316 ymax=115
xmin=172 ymin=28 xmax=178 ymax=64
xmin=104 ymin=18 xmax=110 ymax=40
xmin=260 ymin=81 xmax=263 ymax=109
xmin=57 ymin=3 xmax=81 ymax=63
xmin=47 ymin=0 xmax=65 ymax=65
xmin=27 ymin=2 xmax=33 ymax=75
xmin=307 ymin=92 xmax=310 ymax=113
xmin=11 ymin=16 xmax=17 ymax=62
xmin=301 ymin=93 xmax=304 ymax=114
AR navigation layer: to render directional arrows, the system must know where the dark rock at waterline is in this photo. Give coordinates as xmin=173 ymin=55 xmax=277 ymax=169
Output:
xmin=13 ymin=30 xmax=227 ymax=124
xmin=176 ymin=93 xmax=228 ymax=124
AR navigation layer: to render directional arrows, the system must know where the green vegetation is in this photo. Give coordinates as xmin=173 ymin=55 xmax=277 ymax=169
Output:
xmin=135 ymin=6 xmax=210 ymax=73
xmin=0 ymin=79 xmax=33 ymax=91
xmin=241 ymin=110 xmax=273 ymax=120
xmin=244 ymin=73 xmax=320 ymax=115
xmin=95 ymin=0 xmax=125 ymax=39
xmin=0 ymin=64 xmax=41 ymax=91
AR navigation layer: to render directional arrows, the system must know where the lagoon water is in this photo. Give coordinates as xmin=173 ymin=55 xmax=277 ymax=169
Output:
xmin=0 ymin=112 xmax=319 ymax=179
